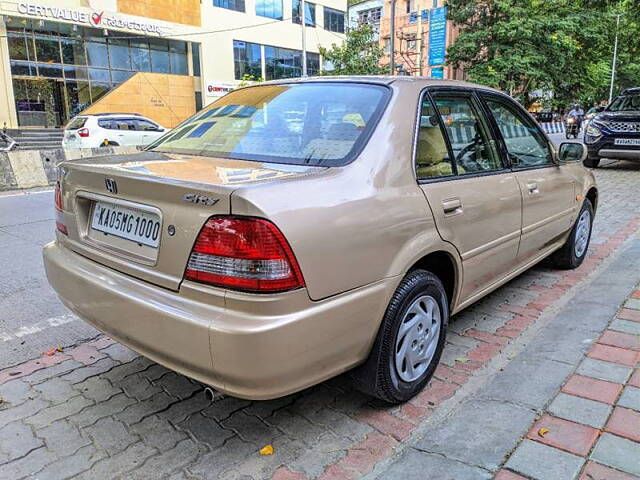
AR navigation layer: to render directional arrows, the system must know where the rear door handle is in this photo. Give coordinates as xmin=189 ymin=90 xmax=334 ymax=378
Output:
xmin=442 ymin=198 xmax=463 ymax=215
xmin=527 ymin=182 xmax=539 ymax=194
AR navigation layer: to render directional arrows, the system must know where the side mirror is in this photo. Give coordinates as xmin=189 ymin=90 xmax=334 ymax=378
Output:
xmin=595 ymin=106 xmax=606 ymax=113
xmin=558 ymin=142 xmax=587 ymax=164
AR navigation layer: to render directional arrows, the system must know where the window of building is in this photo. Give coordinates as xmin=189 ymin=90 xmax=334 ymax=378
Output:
xmin=213 ymin=0 xmax=245 ymax=12
xmin=233 ymin=40 xmax=263 ymax=80
xmin=108 ymin=40 xmax=132 ymax=70
xmin=192 ymin=43 xmax=201 ymax=76
xmin=265 ymin=46 xmax=302 ymax=80
xmin=357 ymin=7 xmax=381 ymax=25
xmin=405 ymin=0 xmax=415 ymax=14
xmin=307 ymin=52 xmax=320 ymax=75
xmin=6 ymin=24 xmax=191 ymax=127
xmin=324 ymin=8 xmax=345 ymax=33
xmin=293 ymin=0 xmax=316 ymax=26
xmin=256 ymin=0 xmax=283 ymax=19
xmin=86 ymin=42 xmax=109 ymax=68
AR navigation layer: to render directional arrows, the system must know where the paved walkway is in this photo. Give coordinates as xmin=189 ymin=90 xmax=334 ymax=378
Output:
xmin=0 ymin=162 xmax=639 ymax=479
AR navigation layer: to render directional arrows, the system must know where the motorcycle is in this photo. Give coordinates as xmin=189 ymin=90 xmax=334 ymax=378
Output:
xmin=565 ymin=116 xmax=581 ymax=139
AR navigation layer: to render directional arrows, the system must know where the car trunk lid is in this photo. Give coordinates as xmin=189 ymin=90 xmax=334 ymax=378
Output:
xmin=58 ymin=151 xmax=323 ymax=290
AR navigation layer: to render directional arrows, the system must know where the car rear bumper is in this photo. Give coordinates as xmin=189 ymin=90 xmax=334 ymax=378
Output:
xmin=43 ymin=241 xmax=398 ymax=399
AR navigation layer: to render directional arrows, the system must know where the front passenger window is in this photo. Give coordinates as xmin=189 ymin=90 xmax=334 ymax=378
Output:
xmin=433 ymin=95 xmax=503 ymax=174
xmin=484 ymin=98 xmax=552 ymax=168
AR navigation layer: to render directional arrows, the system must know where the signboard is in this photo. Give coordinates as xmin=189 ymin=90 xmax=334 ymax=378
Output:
xmin=430 ymin=67 xmax=444 ymax=79
xmin=206 ymin=82 xmax=235 ymax=98
xmin=16 ymin=2 xmax=170 ymax=35
xmin=428 ymin=6 xmax=447 ymax=66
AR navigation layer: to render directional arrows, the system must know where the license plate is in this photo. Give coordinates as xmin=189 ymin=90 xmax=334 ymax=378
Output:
xmin=614 ymin=138 xmax=640 ymax=146
xmin=91 ymin=202 xmax=161 ymax=248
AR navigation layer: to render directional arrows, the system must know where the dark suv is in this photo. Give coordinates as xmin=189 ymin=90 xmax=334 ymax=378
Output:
xmin=584 ymin=87 xmax=640 ymax=167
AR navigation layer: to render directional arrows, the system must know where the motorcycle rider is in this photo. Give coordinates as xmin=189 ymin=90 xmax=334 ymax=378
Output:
xmin=567 ymin=104 xmax=585 ymax=125
xmin=565 ymin=103 xmax=584 ymax=138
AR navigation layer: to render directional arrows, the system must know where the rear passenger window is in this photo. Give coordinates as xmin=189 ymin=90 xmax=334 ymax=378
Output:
xmin=415 ymin=98 xmax=455 ymax=179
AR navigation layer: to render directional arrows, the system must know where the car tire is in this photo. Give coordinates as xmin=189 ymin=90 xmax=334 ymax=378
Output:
xmin=584 ymin=158 xmax=600 ymax=168
xmin=351 ymin=270 xmax=448 ymax=404
xmin=551 ymin=200 xmax=594 ymax=270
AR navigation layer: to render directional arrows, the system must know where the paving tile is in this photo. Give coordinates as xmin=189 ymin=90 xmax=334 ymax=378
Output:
xmin=374 ymin=448 xmax=491 ymax=480
xmin=548 ymin=393 xmax=612 ymax=429
xmin=494 ymin=470 xmax=528 ymax=480
xmin=587 ymin=344 xmax=638 ymax=367
xmin=617 ymin=386 xmax=640 ymax=411
xmin=619 ymin=308 xmax=640 ymax=323
xmin=611 ymin=319 xmax=640 ymax=335
xmin=561 ymin=374 xmax=622 ymax=404
xmin=83 ymin=417 xmax=140 ymax=456
xmin=526 ymin=414 xmax=599 ymax=456
xmin=415 ymin=399 xmax=536 ymax=471
xmin=624 ymin=298 xmax=640 ymax=310
xmin=505 ymin=439 xmax=584 ymax=480
xmin=590 ymin=433 xmax=640 ymax=476
xmin=605 ymin=406 xmax=640 ymax=442
xmin=478 ymin=356 xmax=574 ymax=409
xmin=576 ymin=358 xmax=633 ymax=384
xmin=580 ymin=461 xmax=640 ymax=480
xmin=0 ymin=421 xmax=44 ymax=459
xmin=37 ymin=419 xmax=91 ymax=456
xmin=630 ymin=370 xmax=640 ymax=388
xmin=598 ymin=330 xmax=640 ymax=351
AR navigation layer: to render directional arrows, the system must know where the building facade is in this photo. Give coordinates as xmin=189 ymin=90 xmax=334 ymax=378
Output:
xmin=0 ymin=0 xmax=346 ymax=129
xmin=378 ymin=0 xmax=460 ymax=79
xmin=348 ymin=0 xmax=383 ymax=39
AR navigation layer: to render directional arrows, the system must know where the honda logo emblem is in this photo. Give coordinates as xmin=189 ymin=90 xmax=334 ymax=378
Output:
xmin=105 ymin=178 xmax=118 ymax=194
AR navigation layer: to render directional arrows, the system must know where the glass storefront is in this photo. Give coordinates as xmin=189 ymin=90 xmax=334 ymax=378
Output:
xmin=5 ymin=17 xmax=192 ymax=127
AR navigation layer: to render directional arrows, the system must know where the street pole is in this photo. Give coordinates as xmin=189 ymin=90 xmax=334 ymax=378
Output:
xmin=608 ymin=13 xmax=621 ymax=104
xmin=301 ymin=0 xmax=308 ymax=76
xmin=390 ymin=0 xmax=396 ymax=75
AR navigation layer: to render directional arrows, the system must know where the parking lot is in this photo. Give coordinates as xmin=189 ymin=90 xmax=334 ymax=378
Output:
xmin=1 ymin=153 xmax=639 ymax=479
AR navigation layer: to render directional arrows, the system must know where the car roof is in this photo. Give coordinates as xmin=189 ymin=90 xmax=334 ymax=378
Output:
xmin=252 ymin=75 xmax=503 ymax=94
xmin=622 ymin=87 xmax=640 ymax=94
xmin=79 ymin=113 xmax=144 ymax=118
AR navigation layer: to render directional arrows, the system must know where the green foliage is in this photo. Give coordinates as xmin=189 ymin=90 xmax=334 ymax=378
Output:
xmin=319 ymin=24 xmax=387 ymax=76
xmin=445 ymin=0 xmax=640 ymax=107
xmin=237 ymin=74 xmax=264 ymax=88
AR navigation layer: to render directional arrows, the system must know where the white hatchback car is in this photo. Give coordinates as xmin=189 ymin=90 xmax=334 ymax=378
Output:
xmin=62 ymin=114 xmax=167 ymax=149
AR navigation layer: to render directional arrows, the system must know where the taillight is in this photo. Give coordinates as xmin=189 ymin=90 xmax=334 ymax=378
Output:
xmin=185 ymin=217 xmax=305 ymax=292
xmin=54 ymin=181 xmax=67 ymax=235
xmin=77 ymin=128 xmax=89 ymax=137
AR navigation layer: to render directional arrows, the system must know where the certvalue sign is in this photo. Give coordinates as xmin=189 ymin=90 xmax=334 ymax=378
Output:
xmin=16 ymin=2 xmax=169 ymax=35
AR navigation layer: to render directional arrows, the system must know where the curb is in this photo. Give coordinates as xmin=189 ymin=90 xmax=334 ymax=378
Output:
xmin=0 ymin=146 xmax=139 ymax=192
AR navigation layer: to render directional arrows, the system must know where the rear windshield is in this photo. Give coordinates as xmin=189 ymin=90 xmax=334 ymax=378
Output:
xmin=148 ymin=82 xmax=389 ymax=166
xmin=67 ymin=117 xmax=87 ymax=130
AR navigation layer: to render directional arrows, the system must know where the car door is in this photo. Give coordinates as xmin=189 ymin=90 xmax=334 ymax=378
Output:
xmin=416 ymin=90 xmax=522 ymax=305
xmin=136 ymin=119 xmax=164 ymax=146
xmin=480 ymin=93 xmax=576 ymax=263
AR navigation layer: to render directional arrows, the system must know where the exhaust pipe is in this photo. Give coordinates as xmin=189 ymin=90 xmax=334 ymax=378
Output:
xmin=204 ymin=387 xmax=217 ymax=402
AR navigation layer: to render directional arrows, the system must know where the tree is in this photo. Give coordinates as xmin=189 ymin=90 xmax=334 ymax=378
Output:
xmin=319 ymin=24 xmax=387 ymax=76
xmin=444 ymin=0 xmax=639 ymax=108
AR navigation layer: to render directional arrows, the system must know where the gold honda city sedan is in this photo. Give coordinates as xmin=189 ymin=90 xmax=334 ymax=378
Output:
xmin=44 ymin=77 xmax=597 ymax=403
